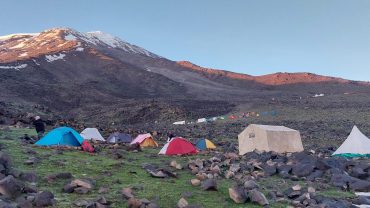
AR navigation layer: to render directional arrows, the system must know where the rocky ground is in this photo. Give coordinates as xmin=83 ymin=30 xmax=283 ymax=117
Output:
xmin=0 ymin=127 xmax=369 ymax=207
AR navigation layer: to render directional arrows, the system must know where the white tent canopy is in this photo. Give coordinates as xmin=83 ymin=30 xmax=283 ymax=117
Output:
xmin=80 ymin=128 xmax=105 ymax=141
xmin=333 ymin=126 xmax=370 ymax=156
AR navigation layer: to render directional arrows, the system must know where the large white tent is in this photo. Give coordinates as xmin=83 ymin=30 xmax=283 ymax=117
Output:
xmin=80 ymin=128 xmax=105 ymax=141
xmin=333 ymin=126 xmax=370 ymax=157
xmin=238 ymin=124 xmax=304 ymax=155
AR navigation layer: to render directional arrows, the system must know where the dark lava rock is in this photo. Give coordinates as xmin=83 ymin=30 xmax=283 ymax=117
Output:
xmin=74 ymin=187 xmax=90 ymax=194
xmin=277 ymin=164 xmax=292 ymax=173
xmin=353 ymin=195 xmax=370 ymax=206
xmin=349 ymin=179 xmax=370 ymax=192
xmin=292 ymin=164 xmax=314 ymax=177
xmin=330 ymin=174 xmax=357 ymax=188
xmin=243 ymin=180 xmax=259 ymax=190
xmin=34 ymin=191 xmax=55 ymax=207
xmin=351 ymin=167 xmax=368 ymax=179
xmin=20 ymin=172 xmax=37 ymax=182
xmin=201 ymin=179 xmax=217 ymax=191
xmin=307 ymin=170 xmax=324 ymax=181
xmin=63 ymin=183 xmax=77 ymax=193
xmin=0 ymin=175 xmax=23 ymax=199
xmin=262 ymin=164 xmax=276 ymax=176
xmin=248 ymin=189 xmax=269 ymax=206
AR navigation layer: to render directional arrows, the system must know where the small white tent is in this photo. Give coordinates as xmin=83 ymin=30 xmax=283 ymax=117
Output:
xmin=197 ymin=118 xmax=207 ymax=123
xmin=80 ymin=128 xmax=105 ymax=141
xmin=173 ymin=121 xmax=186 ymax=125
xmin=333 ymin=126 xmax=370 ymax=157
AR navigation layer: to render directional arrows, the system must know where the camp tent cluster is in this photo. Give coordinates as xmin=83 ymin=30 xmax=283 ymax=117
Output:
xmin=35 ymin=123 xmax=366 ymax=158
xmin=36 ymin=127 xmax=135 ymax=146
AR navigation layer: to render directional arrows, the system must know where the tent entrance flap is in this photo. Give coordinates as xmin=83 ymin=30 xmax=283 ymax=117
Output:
xmin=62 ymin=132 xmax=81 ymax=146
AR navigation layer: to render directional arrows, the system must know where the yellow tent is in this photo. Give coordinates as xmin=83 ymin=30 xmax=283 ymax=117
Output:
xmin=130 ymin=133 xmax=158 ymax=147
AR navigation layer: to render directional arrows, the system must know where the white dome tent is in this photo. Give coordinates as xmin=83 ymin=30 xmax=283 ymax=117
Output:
xmin=80 ymin=128 xmax=105 ymax=141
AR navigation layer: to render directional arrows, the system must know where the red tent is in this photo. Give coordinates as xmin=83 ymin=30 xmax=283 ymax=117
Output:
xmin=159 ymin=137 xmax=197 ymax=155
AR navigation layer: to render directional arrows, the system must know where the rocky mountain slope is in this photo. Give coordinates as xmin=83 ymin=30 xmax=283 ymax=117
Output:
xmin=0 ymin=28 xmax=369 ymax=125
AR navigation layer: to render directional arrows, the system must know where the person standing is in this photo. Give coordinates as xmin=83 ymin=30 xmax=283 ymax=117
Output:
xmin=33 ymin=116 xmax=45 ymax=139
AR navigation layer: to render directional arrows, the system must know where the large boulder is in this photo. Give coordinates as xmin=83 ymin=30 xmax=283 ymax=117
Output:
xmin=201 ymin=179 xmax=217 ymax=191
xmin=330 ymin=174 xmax=358 ymax=189
xmin=244 ymin=180 xmax=259 ymax=190
xmin=34 ymin=191 xmax=55 ymax=207
xmin=262 ymin=164 xmax=276 ymax=176
xmin=292 ymin=164 xmax=314 ymax=177
xmin=307 ymin=170 xmax=324 ymax=181
xmin=0 ymin=175 xmax=23 ymax=199
xmin=229 ymin=186 xmax=247 ymax=204
xmin=248 ymin=189 xmax=269 ymax=206
xmin=70 ymin=179 xmax=94 ymax=189
xmin=0 ymin=152 xmax=11 ymax=170
xmin=349 ymin=180 xmax=370 ymax=192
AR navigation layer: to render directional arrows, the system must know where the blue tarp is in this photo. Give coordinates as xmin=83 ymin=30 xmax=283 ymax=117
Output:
xmin=35 ymin=127 xmax=84 ymax=147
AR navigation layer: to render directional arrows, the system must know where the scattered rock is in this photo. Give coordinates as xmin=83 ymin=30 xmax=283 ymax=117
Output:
xmin=70 ymin=179 xmax=94 ymax=189
xmin=292 ymin=184 xmax=302 ymax=191
xmin=248 ymin=189 xmax=269 ymax=206
xmin=244 ymin=180 xmax=259 ymax=190
xmin=229 ymin=186 xmax=247 ymax=204
xmin=201 ymin=179 xmax=217 ymax=191
xmin=34 ymin=191 xmax=55 ymax=207
xmin=74 ymin=187 xmax=90 ymax=194
xmin=127 ymin=198 xmax=142 ymax=208
xmin=177 ymin=198 xmax=188 ymax=208
xmin=292 ymin=164 xmax=314 ymax=177
xmin=122 ymin=187 xmax=134 ymax=199
xmin=190 ymin=179 xmax=201 ymax=186
xmin=0 ymin=175 xmax=23 ymax=199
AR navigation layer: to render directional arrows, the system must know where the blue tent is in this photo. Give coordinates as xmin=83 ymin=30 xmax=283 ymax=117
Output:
xmin=35 ymin=127 xmax=84 ymax=147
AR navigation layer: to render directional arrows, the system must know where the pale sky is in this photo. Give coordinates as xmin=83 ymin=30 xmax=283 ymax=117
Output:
xmin=1 ymin=0 xmax=370 ymax=81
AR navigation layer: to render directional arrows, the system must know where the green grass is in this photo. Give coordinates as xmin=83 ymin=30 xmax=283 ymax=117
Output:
xmin=318 ymin=188 xmax=355 ymax=199
xmin=0 ymin=127 xmax=353 ymax=207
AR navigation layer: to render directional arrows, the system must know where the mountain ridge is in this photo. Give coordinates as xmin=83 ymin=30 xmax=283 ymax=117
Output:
xmin=177 ymin=61 xmax=366 ymax=86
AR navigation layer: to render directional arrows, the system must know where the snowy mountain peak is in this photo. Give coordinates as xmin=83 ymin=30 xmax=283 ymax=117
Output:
xmin=0 ymin=28 xmax=160 ymax=63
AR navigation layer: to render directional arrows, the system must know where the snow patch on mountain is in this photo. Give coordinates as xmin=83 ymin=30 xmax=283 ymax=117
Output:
xmin=45 ymin=53 xmax=66 ymax=62
xmin=64 ymin=34 xmax=76 ymax=41
xmin=0 ymin=64 xmax=27 ymax=70
xmin=86 ymin=31 xmax=119 ymax=48
xmin=66 ymin=29 xmax=159 ymax=58
xmin=10 ymin=42 xmax=26 ymax=49
xmin=0 ymin=33 xmax=39 ymax=41
xmin=19 ymin=52 xmax=28 ymax=57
